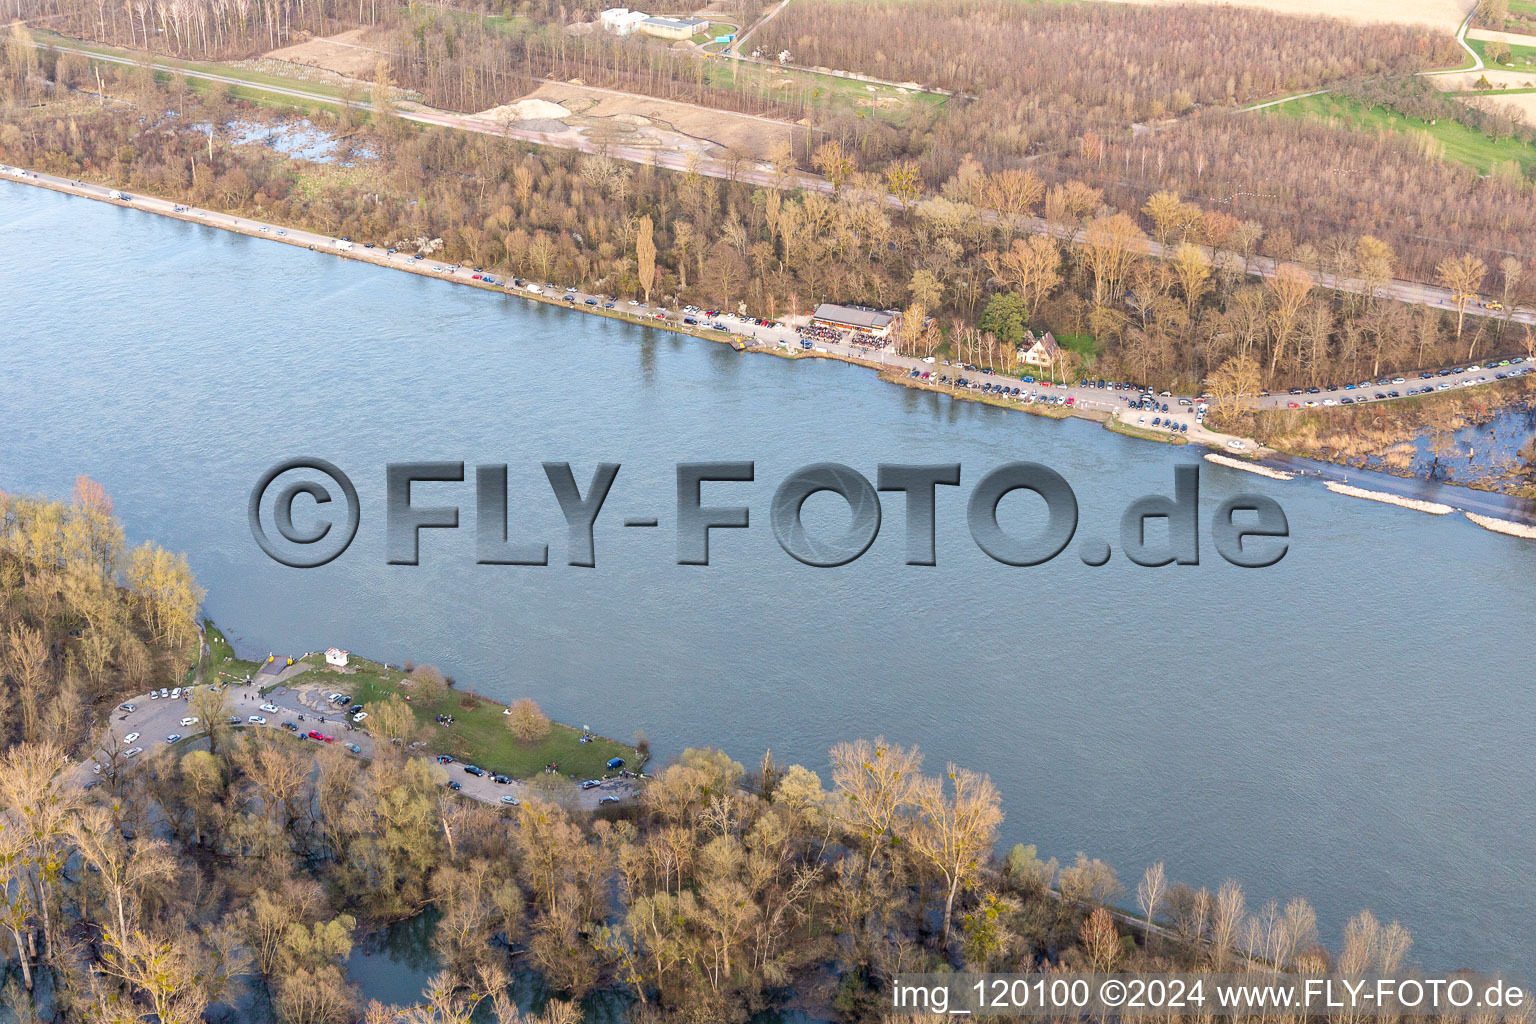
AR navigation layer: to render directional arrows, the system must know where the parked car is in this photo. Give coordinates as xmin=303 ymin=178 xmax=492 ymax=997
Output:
xmin=179 ymin=717 xmax=198 ymax=727
xmin=124 ymin=732 xmax=140 ymax=743
xmin=125 ymin=747 xmax=143 ymax=758
xmin=501 ymin=795 xmax=520 ymax=805
xmin=248 ymin=715 xmax=267 ymax=725
xmin=599 ymin=795 xmax=622 ymax=805
xmin=260 ymin=703 xmax=279 ymax=713
xmin=119 ymin=702 xmax=136 ymax=712
xmin=164 ymin=733 xmax=181 ymax=744
xmin=606 ymin=757 xmax=625 ymax=770
xmin=581 ymin=779 xmax=602 ymax=790
xmin=464 ymin=765 xmax=485 ymax=777
xmin=346 ymin=743 xmax=361 ymax=753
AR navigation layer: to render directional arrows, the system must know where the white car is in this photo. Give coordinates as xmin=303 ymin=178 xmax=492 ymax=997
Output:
xmin=159 ymin=688 xmax=169 ymax=698
xmin=124 ymin=732 xmax=140 ymax=743
xmin=1226 ymin=440 xmax=1247 ymax=450
xmin=92 ymin=763 xmax=102 ymax=774
xmin=260 ymin=703 xmax=279 ymax=713
xmin=180 ymin=717 xmax=198 ymax=727
xmin=170 ymin=689 xmax=181 ymax=700
xmin=248 ymin=715 xmax=267 ymax=725
xmin=351 ymin=712 xmax=368 ymax=722
xmin=125 ymin=747 xmax=143 ymax=758
xmin=327 ymin=693 xmax=343 ymax=702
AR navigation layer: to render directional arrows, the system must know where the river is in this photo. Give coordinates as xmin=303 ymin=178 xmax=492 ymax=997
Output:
xmin=3 ymin=182 xmax=1534 ymax=978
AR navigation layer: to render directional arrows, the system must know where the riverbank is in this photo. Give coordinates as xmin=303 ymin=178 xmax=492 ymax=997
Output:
xmin=202 ymin=619 xmax=644 ymax=783
xmin=8 ymin=165 xmax=1536 ymax=541
xmin=0 ymin=164 xmax=1234 ymax=449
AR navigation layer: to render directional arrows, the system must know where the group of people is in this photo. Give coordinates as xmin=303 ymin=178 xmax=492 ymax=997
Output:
xmin=435 ymin=713 xmax=455 ymax=727
xmin=796 ymin=323 xmax=845 ymax=343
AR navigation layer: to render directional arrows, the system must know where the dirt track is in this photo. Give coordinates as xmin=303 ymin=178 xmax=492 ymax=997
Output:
xmin=264 ymin=28 xmax=388 ymax=79
xmin=523 ymin=80 xmax=794 ymax=161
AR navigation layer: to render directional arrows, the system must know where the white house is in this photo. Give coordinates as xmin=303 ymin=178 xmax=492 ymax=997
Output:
xmin=600 ymin=8 xmax=649 ymax=34
xmin=1017 ymin=330 xmax=1062 ymax=370
xmin=325 ymin=648 xmax=349 ymax=668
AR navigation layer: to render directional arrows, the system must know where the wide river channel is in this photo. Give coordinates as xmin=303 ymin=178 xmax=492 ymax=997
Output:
xmin=4 ymin=182 xmax=1534 ymax=976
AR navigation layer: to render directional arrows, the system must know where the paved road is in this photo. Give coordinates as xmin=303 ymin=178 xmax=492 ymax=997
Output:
xmin=24 ymin=36 xmax=1534 ymax=327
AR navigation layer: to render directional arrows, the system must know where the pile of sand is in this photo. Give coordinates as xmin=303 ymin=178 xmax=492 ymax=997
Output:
xmin=476 ymin=98 xmax=571 ymax=122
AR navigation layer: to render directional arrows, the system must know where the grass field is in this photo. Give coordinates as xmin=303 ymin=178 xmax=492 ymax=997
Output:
xmin=1056 ymin=331 xmax=1100 ymax=362
xmin=1269 ymin=91 xmax=1536 ymax=174
xmin=294 ymin=653 xmax=641 ymax=781
xmin=1469 ymin=36 xmax=1536 ymax=69
xmin=697 ymin=55 xmax=948 ymax=124
xmin=203 ymin=620 xmax=264 ymax=683
xmin=690 ymin=22 xmax=737 ymax=45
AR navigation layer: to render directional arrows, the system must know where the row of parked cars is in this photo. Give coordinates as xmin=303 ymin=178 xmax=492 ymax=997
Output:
xmin=1284 ymin=359 xmax=1529 ymax=407
xmin=436 ymin=755 xmax=627 ymax=806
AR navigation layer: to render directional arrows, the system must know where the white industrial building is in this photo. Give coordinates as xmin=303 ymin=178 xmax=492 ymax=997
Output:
xmin=600 ymin=8 xmax=649 ymax=34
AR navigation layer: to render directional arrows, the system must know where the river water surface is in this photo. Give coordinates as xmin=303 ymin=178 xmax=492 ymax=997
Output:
xmin=3 ymin=183 xmax=1534 ymax=977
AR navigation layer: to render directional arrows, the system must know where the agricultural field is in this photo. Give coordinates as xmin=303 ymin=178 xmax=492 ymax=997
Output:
xmin=1467 ymin=33 xmax=1536 ymax=67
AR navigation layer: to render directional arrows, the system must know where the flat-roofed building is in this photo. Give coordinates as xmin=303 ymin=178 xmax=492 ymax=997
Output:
xmin=638 ymin=15 xmax=709 ymax=38
xmin=811 ymin=303 xmax=898 ymax=339
xmin=600 ymin=8 xmax=649 ymax=34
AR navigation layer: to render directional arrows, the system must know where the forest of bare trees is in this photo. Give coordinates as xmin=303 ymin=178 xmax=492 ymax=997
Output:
xmin=6 ymin=51 xmax=1535 ymax=404
xmin=756 ymin=0 xmax=1458 ymax=113
xmin=10 ymin=0 xmax=1525 ymax=282
xmin=6 ymin=0 xmax=382 ymax=56
xmin=751 ymin=0 xmax=1463 ymax=172
xmin=380 ymin=10 xmax=814 ymax=118
xmin=0 ymin=482 xmax=1446 ymax=1023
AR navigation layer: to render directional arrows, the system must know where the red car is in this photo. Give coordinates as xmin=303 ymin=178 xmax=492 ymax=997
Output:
xmin=307 ymin=730 xmax=334 ymax=743
xmin=1287 ymin=401 xmax=1301 ymax=408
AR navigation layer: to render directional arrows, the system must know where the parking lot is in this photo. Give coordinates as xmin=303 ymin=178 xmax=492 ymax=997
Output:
xmin=83 ymin=682 xmax=637 ymax=811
